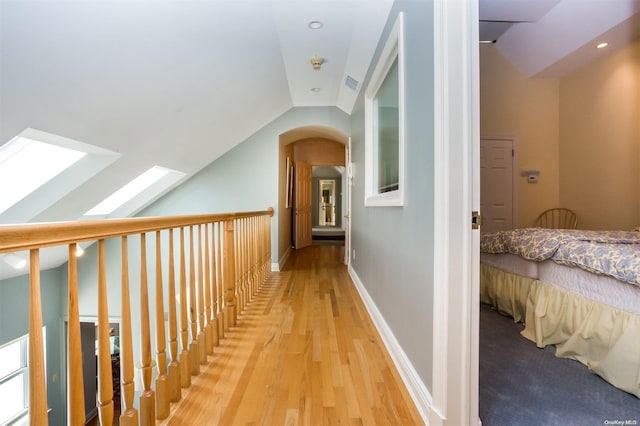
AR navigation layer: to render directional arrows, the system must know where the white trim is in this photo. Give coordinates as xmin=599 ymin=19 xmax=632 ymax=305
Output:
xmin=433 ymin=0 xmax=480 ymax=425
xmin=431 ymin=0 xmax=449 ymax=417
xmin=348 ymin=265 xmax=444 ymax=426
xmin=479 ymin=135 xmax=519 ymax=229
xmin=274 ymin=246 xmax=291 ymax=272
xmin=364 ymin=13 xmax=405 ymax=207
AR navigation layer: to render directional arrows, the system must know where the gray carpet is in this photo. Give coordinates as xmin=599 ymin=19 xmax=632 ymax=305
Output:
xmin=480 ymin=304 xmax=640 ymax=426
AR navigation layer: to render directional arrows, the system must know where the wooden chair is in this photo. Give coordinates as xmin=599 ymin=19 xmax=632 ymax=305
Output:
xmin=534 ymin=208 xmax=578 ymax=229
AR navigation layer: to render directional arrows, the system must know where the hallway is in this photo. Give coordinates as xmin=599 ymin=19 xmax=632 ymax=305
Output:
xmin=162 ymin=244 xmax=423 ymax=425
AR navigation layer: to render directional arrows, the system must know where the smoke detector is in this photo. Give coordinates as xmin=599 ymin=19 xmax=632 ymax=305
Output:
xmin=310 ymin=57 xmax=324 ymax=70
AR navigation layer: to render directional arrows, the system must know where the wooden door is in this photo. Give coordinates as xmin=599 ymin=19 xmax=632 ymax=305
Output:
xmin=294 ymin=161 xmax=312 ymax=249
xmin=344 ymin=139 xmax=351 ymax=265
xmin=480 ymin=137 xmax=515 ymax=233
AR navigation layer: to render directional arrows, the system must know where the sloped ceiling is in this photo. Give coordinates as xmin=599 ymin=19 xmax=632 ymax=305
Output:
xmin=2 ymin=0 xmax=638 ymax=228
xmin=0 ymin=0 xmax=391 ymax=225
xmin=1 ymin=0 xmax=638 ymax=279
xmin=480 ymin=0 xmax=640 ymax=77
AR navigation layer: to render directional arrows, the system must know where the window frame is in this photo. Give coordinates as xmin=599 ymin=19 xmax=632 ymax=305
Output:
xmin=0 ymin=336 xmax=29 ymax=425
xmin=364 ymin=12 xmax=405 ymax=207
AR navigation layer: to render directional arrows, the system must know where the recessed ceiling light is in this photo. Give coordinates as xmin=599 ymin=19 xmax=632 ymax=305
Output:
xmin=596 ymin=42 xmax=609 ymax=49
xmin=308 ymin=21 xmax=323 ymax=30
xmin=311 ymin=87 xmax=321 ymax=92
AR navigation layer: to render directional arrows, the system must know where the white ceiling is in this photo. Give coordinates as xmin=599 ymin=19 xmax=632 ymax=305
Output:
xmin=0 ymin=0 xmax=638 ymax=278
xmin=480 ymin=0 xmax=640 ymax=77
xmin=0 ymin=0 xmax=392 ymax=224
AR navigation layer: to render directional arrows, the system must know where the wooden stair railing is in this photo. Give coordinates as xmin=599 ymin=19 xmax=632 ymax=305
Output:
xmin=0 ymin=208 xmax=273 ymax=426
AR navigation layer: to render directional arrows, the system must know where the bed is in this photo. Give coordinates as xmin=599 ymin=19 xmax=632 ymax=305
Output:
xmin=480 ymin=228 xmax=640 ymax=398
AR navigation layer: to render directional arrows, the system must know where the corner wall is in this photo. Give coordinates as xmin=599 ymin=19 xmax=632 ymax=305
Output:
xmin=0 ymin=267 xmax=66 ymax=426
xmin=480 ymin=45 xmax=560 ymax=227
xmin=559 ymin=40 xmax=640 ymax=230
xmin=349 ymin=0 xmax=435 ymax=401
xmin=142 ymin=106 xmax=350 ymax=264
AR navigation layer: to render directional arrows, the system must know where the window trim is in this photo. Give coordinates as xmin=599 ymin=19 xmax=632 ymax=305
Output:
xmin=0 ymin=335 xmax=29 ymax=425
xmin=364 ymin=12 xmax=405 ymax=207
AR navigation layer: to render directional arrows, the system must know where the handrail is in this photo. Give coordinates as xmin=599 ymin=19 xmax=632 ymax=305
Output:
xmin=0 ymin=208 xmax=273 ymax=426
xmin=0 ymin=208 xmax=274 ymax=253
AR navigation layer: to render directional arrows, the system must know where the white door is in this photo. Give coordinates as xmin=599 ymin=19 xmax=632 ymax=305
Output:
xmin=480 ymin=138 xmax=515 ymax=233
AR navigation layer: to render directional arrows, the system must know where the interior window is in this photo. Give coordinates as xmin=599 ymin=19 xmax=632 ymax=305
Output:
xmin=364 ymin=13 xmax=404 ymax=207
xmin=374 ymin=57 xmax=400 ymax=194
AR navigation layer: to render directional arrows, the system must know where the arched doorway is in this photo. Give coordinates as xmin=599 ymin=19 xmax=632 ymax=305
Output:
xmin=278 ymin=126 xmax=350 ymax=266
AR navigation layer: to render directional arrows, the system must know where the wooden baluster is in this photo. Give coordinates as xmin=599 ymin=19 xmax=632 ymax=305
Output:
xmin=97 ymin=240 xmax=114 ymax=426
xmin=243 ymin=219 xmax=250 ymax=308
xmin=167 ymin=229 xmax=182 ymax=402
xmin=209 ymin=223 xmax=220 ymax=347
xmin=28 ymin=249 xmax=48 ymax=426
xmin=139 ymin=234 xmax=156 ymax=426
xmin=215 ymin=222 xmax=224 ymax=340
xmin=235 ymin=219 xmax=244 ymax=314
xmin=155 ymin=231 xmax=169 ymax=419
xmin=178 ymin=228 xmax=191 ymax=388
xmin=246 ymin=219 xmax=253 ymax=304
xmin=203 ymin=223 xmax=215 ymax=353
xmin=188 ymin=226 xmax=200 ymax=375
xmin=266 ymin=213 xmax=272 ymax=279
xmin=119 ymin=237 xmax=138 ymax=426
xmin=251 ymin=217 xmax=258 ymax=297
xmin=252 ymin=217 xmax=259 ymax=296
xmin=236 ymin=219 xmax=249 ymax=312
xmin=67 ymin=244 xmax=85 ymax=426
xmin=223 ymin=219 xmax=237 ymax=329
xmin=196 ymin=225 xmax=206 ymax=365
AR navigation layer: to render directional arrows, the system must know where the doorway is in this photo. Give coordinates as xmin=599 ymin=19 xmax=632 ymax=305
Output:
xmin=65 ymin=320 xmax=120 ymax=424
xmin=480 ymin=136 xmax=518 ymax=233
xmin=284 ymin=135 xmax=348 ymax=253
xmin=311 ymin=166 xmax=346 ymax=244
xmin=318 ymin=179 xmax=336 ymax=226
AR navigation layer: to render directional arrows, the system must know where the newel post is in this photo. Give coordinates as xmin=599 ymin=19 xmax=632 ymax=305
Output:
xmin=223 ymin=219 xmax=236 ymax=329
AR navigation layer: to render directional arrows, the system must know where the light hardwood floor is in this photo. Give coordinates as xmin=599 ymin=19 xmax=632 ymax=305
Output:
xmin=162 ymin=244 xmax=423 ymax=425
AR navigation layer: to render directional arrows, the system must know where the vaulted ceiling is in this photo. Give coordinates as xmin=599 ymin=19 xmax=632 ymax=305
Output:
xmin=1 ymin=0 xmax=638 ymax=278
xmin=0 ymin=0 xmax=638 ymax=224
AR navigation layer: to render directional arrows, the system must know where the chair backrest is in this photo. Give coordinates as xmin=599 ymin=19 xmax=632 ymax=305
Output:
xmin=534 ymin=208 xmax=578 ymax=229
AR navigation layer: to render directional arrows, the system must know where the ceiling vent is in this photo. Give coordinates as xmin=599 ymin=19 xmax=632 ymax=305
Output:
xmin=345 ymin=75 xmax=359 ymax=91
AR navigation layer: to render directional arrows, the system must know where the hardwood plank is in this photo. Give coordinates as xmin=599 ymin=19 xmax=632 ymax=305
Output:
xmin=161 ymin=245 xmax=423 ymax=425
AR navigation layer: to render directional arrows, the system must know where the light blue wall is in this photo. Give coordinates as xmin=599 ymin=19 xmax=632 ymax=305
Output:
xmin=0 ymin=105 xmax=351 ymax=425
xmin=142 ymin=105 xmax=351 ymax=262
xmin=349 ymin=0 xmax=435 ymax=390
xmin=0 ymin=3 xmax=438 ymax=417
xmin=0 ymin=267 xmax=66 ymax=426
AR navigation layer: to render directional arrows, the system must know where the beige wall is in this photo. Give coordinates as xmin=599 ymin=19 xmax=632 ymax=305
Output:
xmin=480 ymin=45 xmax=560 ymax=227
xmin=559 ymin=40 xmax=640 ymax=230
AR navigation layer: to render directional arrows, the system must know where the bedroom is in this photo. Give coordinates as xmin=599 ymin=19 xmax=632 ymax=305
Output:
xmin=478 ymin=2 xmax=640 ymax=423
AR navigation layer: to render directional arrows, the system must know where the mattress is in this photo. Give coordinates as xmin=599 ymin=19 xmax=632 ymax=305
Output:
xmin=480 ymin=252 xmax=538 ymax=279
xmin=538 ymin=260 xmax=640 ymax=315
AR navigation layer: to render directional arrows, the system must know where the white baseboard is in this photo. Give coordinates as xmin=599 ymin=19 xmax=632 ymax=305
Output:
xmin=348 ymin=265 xmax=444 ymax=426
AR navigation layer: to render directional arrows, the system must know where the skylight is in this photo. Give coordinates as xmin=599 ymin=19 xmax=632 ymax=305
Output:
xmin=0 ymin=137 xmax=86 ymax=214
xmin=85 ymin=166 xmax=170 ymax=215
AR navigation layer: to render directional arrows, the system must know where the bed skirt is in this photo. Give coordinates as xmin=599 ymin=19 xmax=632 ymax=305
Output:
xmin=480 ymin=263 xmax=640 ymax=398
